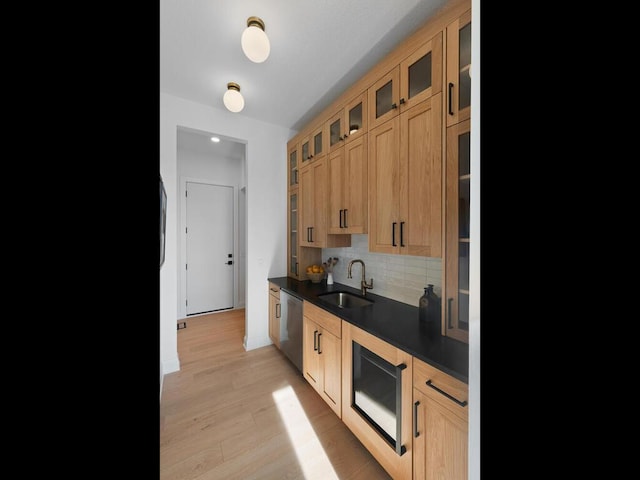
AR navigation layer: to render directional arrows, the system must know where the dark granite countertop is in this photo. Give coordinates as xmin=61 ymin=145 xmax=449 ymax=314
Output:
xmin=268 ymin=276 xmax=469 ymax=383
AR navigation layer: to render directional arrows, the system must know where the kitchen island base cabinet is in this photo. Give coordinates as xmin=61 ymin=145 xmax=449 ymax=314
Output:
xmin=341 ymin=321 xmax=413 ymax=480
xmin=302 ymin=301 xmax=342 ymax=418
xmin=413 ymin=357 xmax=468 ymax=480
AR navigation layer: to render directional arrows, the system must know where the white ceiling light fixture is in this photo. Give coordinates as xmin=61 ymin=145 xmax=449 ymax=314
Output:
xmin=223 ymin=82 xmax=244 ymax=113
xmin=241 ymin=16 xmax=270 ymax=63
xmin=210 ymin=136 xmax=220 ymax=143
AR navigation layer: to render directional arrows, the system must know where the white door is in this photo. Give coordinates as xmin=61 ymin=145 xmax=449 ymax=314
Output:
xmin=185 ymin=182 xmax=234 ymax=315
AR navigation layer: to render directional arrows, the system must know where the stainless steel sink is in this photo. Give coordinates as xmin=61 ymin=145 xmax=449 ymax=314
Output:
xmin=318 ymin=291 xmax=374 ymax=308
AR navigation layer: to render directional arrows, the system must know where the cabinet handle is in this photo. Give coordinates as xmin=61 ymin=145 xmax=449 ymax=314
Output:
xmin=307 ymin=227 xmax=310 ymax=242
xmin=317 ymin=332 xmax=322 ymax=354
xmin=295 ymin=262 xmax=299 ymax=276
xmin=400 ymin=221 xmax=405 ymax=247
xmin=344 ymin=209 xmax=348 ymax=228
xmin=339 ymin=209 xmax=343 ymax=228
xmin=270 ymin=287 xmax=278 ymax=292
xmin=400 ymin=98 xmax=406 ymax=104
xmin=275 ymin=303 xmax=281 ymax=318
xmin=294 ymin=169 xmax=298 ymax=184
xmin=310 ymin=227 xmax=314 ymax=242
xmin=343 ymin=132 xmax=348 ymax=138
xmin=447 ymin=298 xmax=453 ymax=328
xmin=425 ymin=380 xmax=468 ymax=407
xmin=392 ymin=222 xmax=397 ymax=246
xmin=391 ymin=103 xmax=397 ymax=109
xmin=448 ymin=82 xmax=454 ymax=115
xmin=413 ymin=401 xmax=420 ymax=437
xmin=313 ymin=330 xmax=318 ymax=351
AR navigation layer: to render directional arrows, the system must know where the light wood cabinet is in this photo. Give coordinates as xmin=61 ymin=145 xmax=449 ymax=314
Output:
xmin=327 ymin=134 xmax=368 ymax=234
xmin=328 ymin=91 xmax=368 ymax=152
xmin=444 ymin=118 xmax=470 ymax=343
xmin=341 ymin=321 xmax=413 ymax=480
xmin=445 ymin=9 xmax=471 ymax=128
xmin=412 ymin=357 xmax=468 ymax=480
xmin=288 ymin=141 xmax=299 ymax=190
xmin=301 ymin=121 xmax=328 ymax=166
xmin=368 ymin=32 xmax=443 ymax=131
xmin=268 ymin=282 xmax=281 ymax=348
xmin=299 ymin=160 xmax=325 ymax=247
xmin=299 ymin=158 xmax=350 ymax=249
xmin=369 ymin=93 xmax=442 ymax=257
xmin=302 ymin=301 xmax=342 ymax=417
xmin=288 ymin=187 xmax=321 ymax=279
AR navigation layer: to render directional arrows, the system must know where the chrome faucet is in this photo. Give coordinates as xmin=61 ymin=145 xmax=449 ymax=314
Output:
xmin=347 ymin=259 xmax=374 ymax=296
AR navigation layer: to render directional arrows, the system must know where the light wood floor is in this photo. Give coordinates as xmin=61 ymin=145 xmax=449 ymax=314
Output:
xmin=160 ymin=308 xmax=392 ymax=480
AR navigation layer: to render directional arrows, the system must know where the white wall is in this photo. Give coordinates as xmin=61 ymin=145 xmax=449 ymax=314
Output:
xmin=160 ymin=92 xmax=293 ymax=375
xmin=177 ymin=143 xmax=245 ymax=317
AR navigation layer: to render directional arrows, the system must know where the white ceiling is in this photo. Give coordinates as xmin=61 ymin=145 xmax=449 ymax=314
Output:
xmin=161 ymin=0 xmax=447 ymax=134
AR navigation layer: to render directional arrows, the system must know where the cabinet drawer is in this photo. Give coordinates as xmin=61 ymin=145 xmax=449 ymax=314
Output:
xmin=413 ymin=356 xmax=468 ymax=420
xmin=303 ymin=301 xmax=341 ymax=338
xmin=269 ymin=283 xmax=280 ymax=300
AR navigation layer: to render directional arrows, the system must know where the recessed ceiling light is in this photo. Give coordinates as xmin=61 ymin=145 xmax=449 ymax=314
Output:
xmin=210 ymin=136 xmax=220 ymax=143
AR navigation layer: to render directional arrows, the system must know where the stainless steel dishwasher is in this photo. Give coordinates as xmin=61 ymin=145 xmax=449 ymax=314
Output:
xmin=279 ymin=290 xmax=303 ymax=373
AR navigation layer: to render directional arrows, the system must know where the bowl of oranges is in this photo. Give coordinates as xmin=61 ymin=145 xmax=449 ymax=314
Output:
xmin=306 ymin=264 xmax=325 ymax=283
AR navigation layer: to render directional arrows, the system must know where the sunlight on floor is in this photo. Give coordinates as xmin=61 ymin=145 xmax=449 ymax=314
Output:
xmin=272 ymin=385 xmax=339 ymax=480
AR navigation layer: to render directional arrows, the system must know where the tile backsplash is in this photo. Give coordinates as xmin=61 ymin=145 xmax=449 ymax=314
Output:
xmin=322 ymin=234 xmax=442 ymax=307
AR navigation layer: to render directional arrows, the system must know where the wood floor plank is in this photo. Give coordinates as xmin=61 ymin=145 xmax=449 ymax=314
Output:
xmin=160 ymin=309 xmax=391 ymax=480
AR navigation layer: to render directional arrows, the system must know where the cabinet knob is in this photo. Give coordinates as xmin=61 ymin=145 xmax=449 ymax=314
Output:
xmin=399 ymin=98 xmax=406 ymax=104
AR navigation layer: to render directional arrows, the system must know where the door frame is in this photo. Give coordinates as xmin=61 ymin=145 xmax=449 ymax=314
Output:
xmin=179 ymin=176 xmax=239 ymax=320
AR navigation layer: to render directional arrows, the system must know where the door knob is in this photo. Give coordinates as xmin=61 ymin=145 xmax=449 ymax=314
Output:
xmin=226 ymin=260 xmax=233 ymax=265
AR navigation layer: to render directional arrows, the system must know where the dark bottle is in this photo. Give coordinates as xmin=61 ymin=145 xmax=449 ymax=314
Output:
xmin=419 ymin=284 xmax=441 ymax=337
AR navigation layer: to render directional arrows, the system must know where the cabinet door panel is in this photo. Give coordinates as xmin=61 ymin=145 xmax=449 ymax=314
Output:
xmin=400 ymin=32 xmax=443 ymax=111
xmin=328 ymin=146 xmax=345 ymax=233
xmin=269 ymin=291 xmax=280 ymax=349
xmin=311 ymin=160 xmax=327 ymax=247
xmin=446 ymin=9 xmax=472 ymax=127
xmin=288 ymin=143 xmax=299 ymax=189
xmin=344 ymin=135 xmax=368 ymax=234
xmin=424 ymin=395 xmax=468 ymax=480
xmin=368 ymin=68 xmax=400 ymax=130
xmin=445 ymin=118 xmax=470 ymax=343
xmin=413 ymin=389 xmax=468 ymax=480
xmin=299 ymin=165 xmax=315 ymax=247
xmin=345 ymin=92 xmax=367 ymax=144
xmin=400 ymin=94 xmax=442 ymax=257
xmin=320 ymin=331 xmax=341 ymax=417
xmin=303 ymin=317 xmax=320 ymax=389
xmin=368 ymin=117 xmax=400 ymax=254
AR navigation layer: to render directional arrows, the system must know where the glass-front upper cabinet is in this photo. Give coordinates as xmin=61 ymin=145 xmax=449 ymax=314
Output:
xmin=288 ymin=191 xmax=298 ymax=277
xmin=288 ymin=141 xmax=299 ymax=189
xmin=446 ymin=9 xmax=471 ymax=127
xmin=301 ymin=136 xmax=310 ymax=164
xmin=368 ymin=67 xmax=400 ymax=130
xmin=302 ymin=123 xmax=327 ymax=164
xmin=399 ymin=31 xmax=442 ymax=111
xmin=368 ymin=32 xmax=443 ymax=130
xmin=328 ymin=92 xmax=368 ymax=152
xmin=445 ymin=118 xmax=470 ymax=344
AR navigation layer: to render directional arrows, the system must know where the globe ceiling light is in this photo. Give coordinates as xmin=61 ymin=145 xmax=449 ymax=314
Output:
xmin=241 ymin=16 xmax=270 ymax=63
xmin=223 ymin=82 xmax=244 ymax=113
